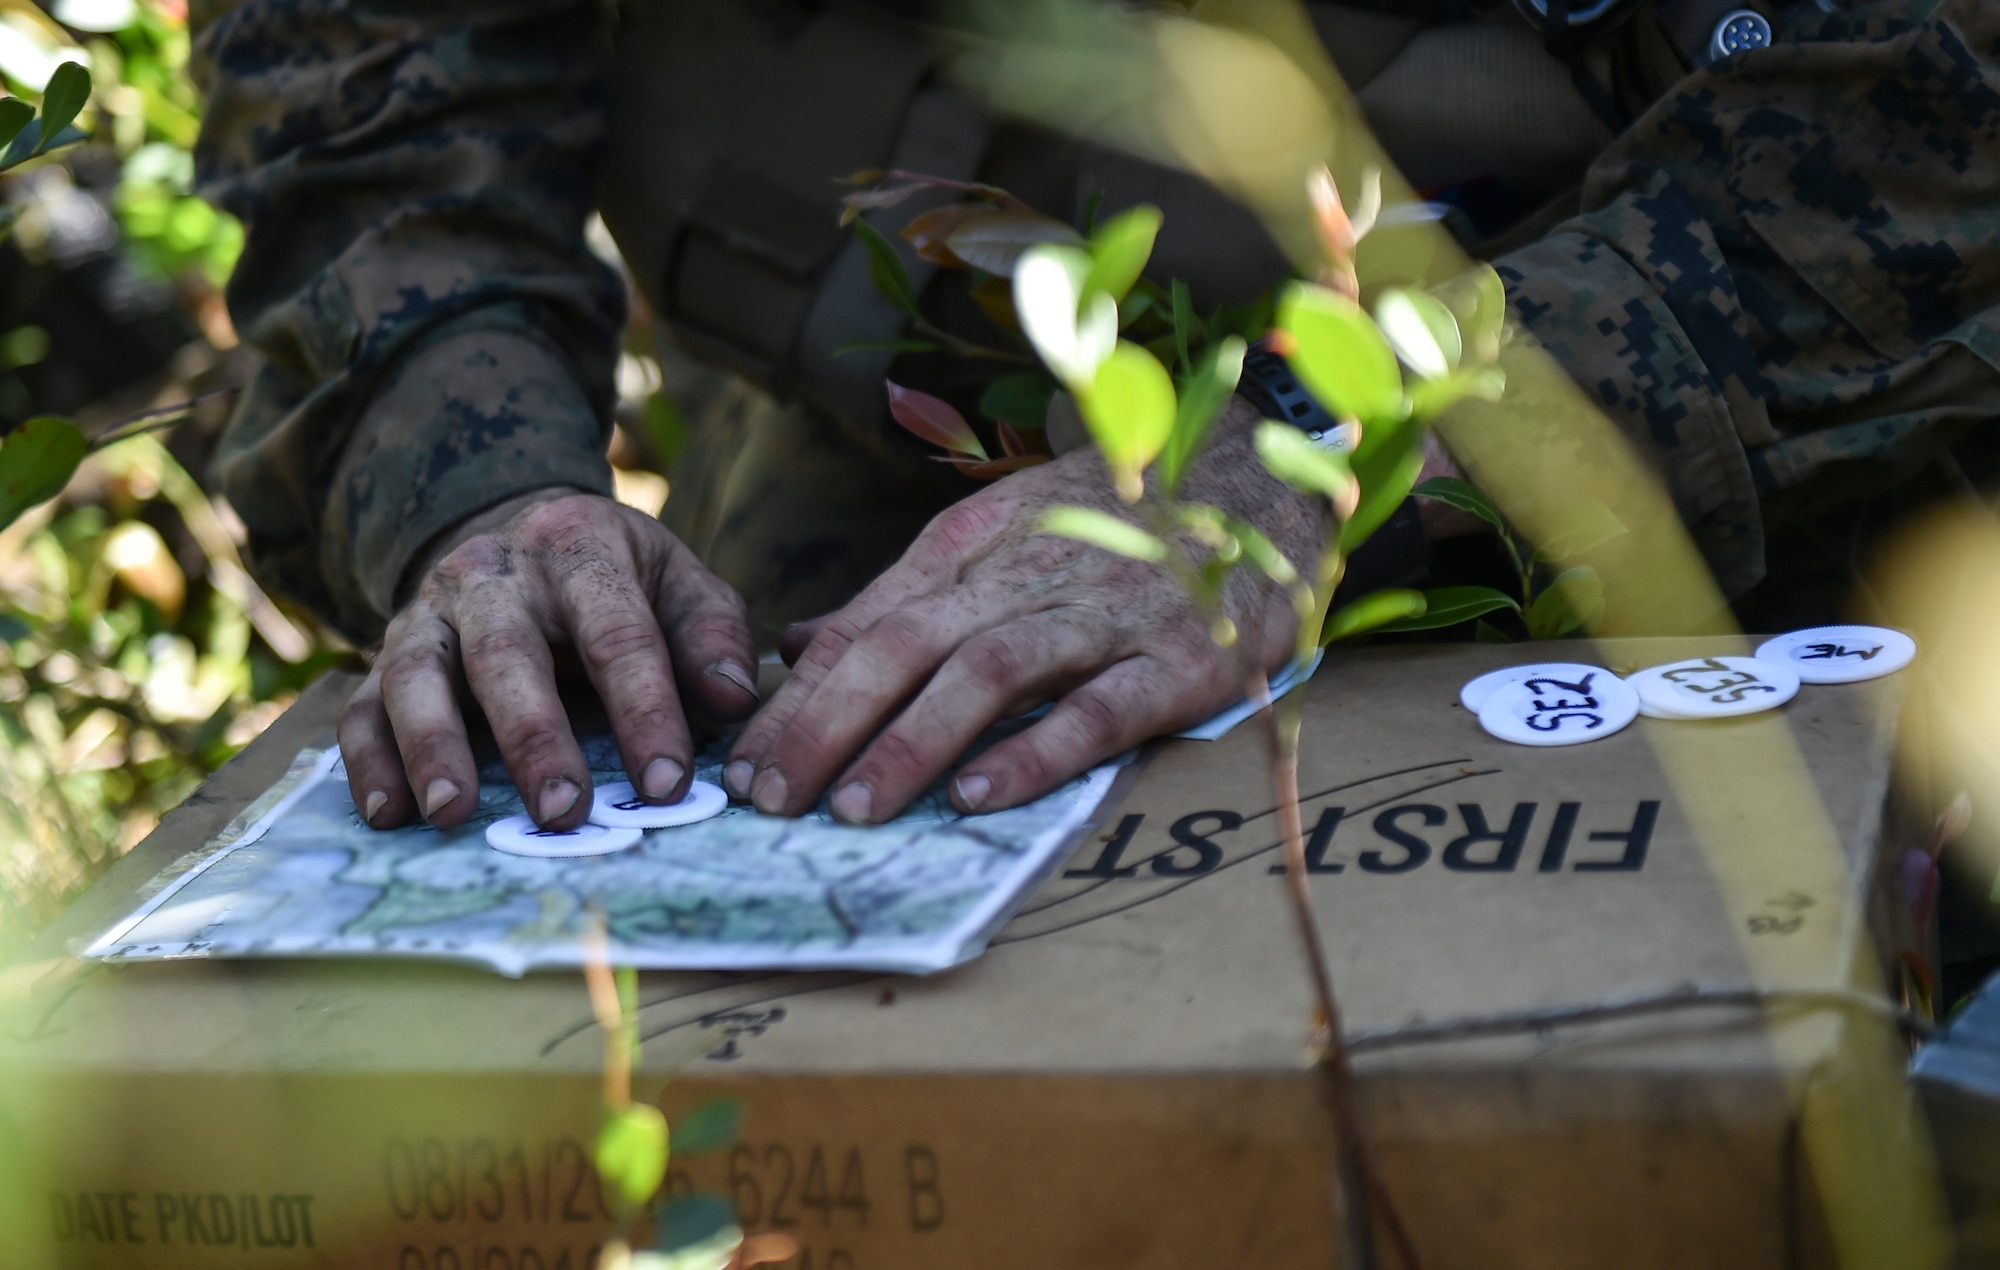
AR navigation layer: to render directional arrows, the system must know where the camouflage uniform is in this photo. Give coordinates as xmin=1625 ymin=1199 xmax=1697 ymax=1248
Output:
xmin=188 ymin=0 xmax=2000 ymax=644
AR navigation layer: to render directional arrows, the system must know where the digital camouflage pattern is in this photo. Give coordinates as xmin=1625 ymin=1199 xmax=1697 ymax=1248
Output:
xmin=189 ymin=0 xmax=2000 ymax=642
xmin=1498 ymin=0 xmax=2000 ymax=610
xmin=189 ymin=0 xmax=627 ymax=642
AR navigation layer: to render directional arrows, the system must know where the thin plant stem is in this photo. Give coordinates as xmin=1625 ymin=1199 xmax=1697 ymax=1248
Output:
xmin=87 ymin=387 xmax=237 ymax=448
xmin=907 ymin=313 xmax=1033 ymax=365
xmin=1129 ymin=439 xmax=1422 ymax=1269
xmin=582 ymin=917 xmax=631 ymax=1110
xmin=1261 ymin=531 xmax=1424 ymax=1270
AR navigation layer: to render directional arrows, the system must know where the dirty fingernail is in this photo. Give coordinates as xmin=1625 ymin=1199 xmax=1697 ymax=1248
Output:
xmin=751 ymin=768 xmax=789 ymax=816
xmin=540 ymin=777 xmax=581 ymax=823
xmin=831 ymin=782 xmax=873 ymax=825
xmin=713 ymin=661 xmax=760 ymax=700
xmin=724 ymin=760 xmax=755 ymax=799
xmin=363 ymin=788 xmax=389 ymax=825
xmin=642 ymin=757 xmax=684 ymax=802
xmin=422 ymin=778 xmax=461 ymax=820
xmin=955 ymin=774 xmax=992 ymax=812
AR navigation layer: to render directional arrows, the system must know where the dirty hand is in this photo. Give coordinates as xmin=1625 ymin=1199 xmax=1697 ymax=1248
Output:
xmin=339 ymin=488 xmax=760 ymax=831
xmin=725 ymin=399 xmax=1329 ymax=823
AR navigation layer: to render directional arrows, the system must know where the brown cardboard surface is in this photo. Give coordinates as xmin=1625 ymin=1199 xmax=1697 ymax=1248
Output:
xmin=0 ymin=639 xmax=1913 ymax=1268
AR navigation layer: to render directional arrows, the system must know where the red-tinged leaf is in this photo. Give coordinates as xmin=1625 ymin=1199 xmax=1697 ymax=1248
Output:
xmin=996 ymin=420 xmax=1044 ymax=458
xmin=887 ymin=381 xmax=986 ymax=460
xmin=942 ymin=208 xmax=1083 ymax=277
xmin=839 ymin=170 xmax=1031 ymax=213
xmin=900 ymin=204 xmax=998 ymax=267
xmin=841 ymin=184 xmax=927 ymax=216
xmin=1264 ymin=329 xmax=1298 ymax=358
xmin=1308 ymin=167 xmax=1356 ymax=269
xmin=937 ymin=454 xmax=1046 ymax=479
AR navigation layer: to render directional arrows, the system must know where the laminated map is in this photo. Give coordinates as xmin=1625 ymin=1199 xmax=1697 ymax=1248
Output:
xmin=84 ymin=730 xmax=1120 ymax=976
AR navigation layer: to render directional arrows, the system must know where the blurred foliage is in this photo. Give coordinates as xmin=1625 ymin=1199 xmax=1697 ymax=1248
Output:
xmin=0 ymin=7 xmax=680 ymax=955
xmin=0 ymin=436 xmax=345 ymax=955
xmin=0 ymin=0 xmax=325 ymax=957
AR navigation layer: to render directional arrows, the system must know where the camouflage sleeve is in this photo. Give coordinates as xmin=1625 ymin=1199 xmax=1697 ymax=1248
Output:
xmin=1495 ymin=0 xmax=2000 ymax=600
xmin=189 ymin=0 xmax=627 ymax=642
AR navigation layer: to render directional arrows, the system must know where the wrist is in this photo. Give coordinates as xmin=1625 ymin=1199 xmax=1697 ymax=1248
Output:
xmin=396 ymin=484 xmax=594 ymax=608
xmin=1181 ymin=394 xmax=1334 ymax=564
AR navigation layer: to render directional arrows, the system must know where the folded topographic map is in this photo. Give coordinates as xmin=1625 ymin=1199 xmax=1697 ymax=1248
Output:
xmin=84 ymin=731 xmax=1120 ymax=976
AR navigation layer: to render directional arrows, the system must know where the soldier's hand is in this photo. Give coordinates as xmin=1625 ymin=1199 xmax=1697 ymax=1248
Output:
xmin=338 ymin=488 xmax=759 ymax=831
xmin=724 ymin=400 xmax=1327 ymax=822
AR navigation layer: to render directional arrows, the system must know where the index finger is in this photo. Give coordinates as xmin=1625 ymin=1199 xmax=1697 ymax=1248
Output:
xmin=725 ymin=480 xmax=1036 ymax=793
xmin=722 ymin=548 xmax=955 ymax=798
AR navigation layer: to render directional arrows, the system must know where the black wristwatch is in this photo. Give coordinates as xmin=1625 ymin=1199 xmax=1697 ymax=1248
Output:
xmin=1235 ymin=346 xmax=1348 ymax=450
xmin=1234 ymin=343 xmax=1431 ymax=597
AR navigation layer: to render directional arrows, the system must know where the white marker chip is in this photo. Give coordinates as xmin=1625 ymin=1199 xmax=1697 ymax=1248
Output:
xmin=1636 ymin=696 xmax=1704 ymax=720
xmin=1477 ymin=667 xmax=1638 ymax=746
xmin=1459 ymin=662 xmax=1610 ymax=714
xmin=1629 ymin=655 xmax=1799 ymax=720
xmin=1755 ymin=625 xmax=1915 ymax=684
xmin=589 ymin=779 xmax=727 ymax=829
xmin=485 ymin=813 xmax=641 ymax=858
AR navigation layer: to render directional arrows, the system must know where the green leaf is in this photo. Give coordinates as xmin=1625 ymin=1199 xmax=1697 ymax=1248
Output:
xmin=1474 ymin=618 xmax=1515 ymax=644
xmin=1080 ymin=188 xmax=1104 ymax=237
xmin=1212 ymin=288 xmax=1279 ymax=345
xmin=1170 ymin=278 xmax=1194 ymax=376
xmin=1526 ymin=566 xmax=1605 ymax=640
xmin=1075 ymin=340 xmax=1176 ymax=489
xmin=1407 ymin=366 xmax=1505 ymax=420
xmin=1321 ymin=588 xmax=1426 ymax=645
xmin=615 ymin=964 xmax=638 ymax=1019
xmin=1118 ymin=286 xmax=1155 ymax=329
xmin=34 ymin=62 xmax=90 ymax=157
xmin=669 ymin=1098 xmax=744 ymax=1158
xmin=979 ymin=372 xmax=1057 ymax=431
xmin=1412 ymin=476 xmax=1504 ymax=532
xmin=1254 ymin=421 xmax=1353 ymax=506
xmin=1434 ymin=263 xmax=1508 ymax=364
xmin=1275 ymin=282 xmax=1404 ymax=430
xmin=1158 ymin=336 xmax=1243 ymax=493
xmin=595 ymin=1103 xmax=669 ymax=1211
xmin=1338 ymin=426 xmax=1424 ymax=555
xmin=1083 ymin=204 xmax=1162 ymax=304
xmin=1223 ymin=517 xmax=1298 ymax=587
xmin=1015 ymin=243 xmax=1114 ymax=388
xmin=1039 ymin=506 xmax=1166 ymax=562
xmin=0 ymin=120 xmax=86 ymax=172
xmin=1532 ymin=499 xmax=1629 ymax=563
xmin=0 ymin=415 xmax=87 ymax=532
xmin=1374 ymin=288 xmax=1460 ymax=379
xmin=1375 ymin=585 xmax=1520 ymax=632
xmin=853 ymin=218 xmax=920 ymax=319
xmin=0 ymin=100 xmax=31 ymax=150
xmin=833 ymin=338 xmax=939 ymax=358
xmin=652 ymin=1193 xmax=740 ymax=1255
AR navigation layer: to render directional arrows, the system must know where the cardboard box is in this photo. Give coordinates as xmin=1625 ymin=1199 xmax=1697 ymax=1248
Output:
xmin=0 ymin=639 xmax=1930 ymax=1268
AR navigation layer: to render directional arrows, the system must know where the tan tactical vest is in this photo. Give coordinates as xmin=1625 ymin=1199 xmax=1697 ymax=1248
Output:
xmin=599 ymin=0 xmax=1785 ymax=430
xmin=594 ymin=0 xmax=1787 ymax=635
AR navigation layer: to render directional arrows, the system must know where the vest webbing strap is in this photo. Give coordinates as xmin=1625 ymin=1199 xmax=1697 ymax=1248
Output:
xmin=664 ymin=5 xmax=938 ymax=390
